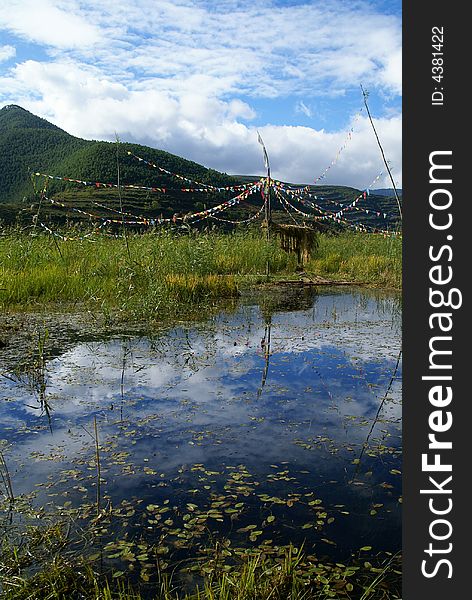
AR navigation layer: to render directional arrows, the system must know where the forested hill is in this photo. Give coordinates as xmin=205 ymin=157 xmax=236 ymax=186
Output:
xmin=0 ymin=105 xmax=401 ymax=230
xmin=0 ymin=104 xmax=236 ymax=205
xmin=0 ymin=105 xmax=87 ymax=203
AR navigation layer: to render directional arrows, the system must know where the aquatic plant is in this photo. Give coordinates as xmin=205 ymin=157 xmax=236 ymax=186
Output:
xmin=0 ymin=527 xmax=401 ymax=600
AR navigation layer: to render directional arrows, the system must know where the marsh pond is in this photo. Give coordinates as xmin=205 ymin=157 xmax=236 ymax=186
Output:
xmin=0 ymin=286 xmax=401 ymax=589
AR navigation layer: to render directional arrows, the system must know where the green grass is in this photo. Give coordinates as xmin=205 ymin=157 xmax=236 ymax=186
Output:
xmin=307 ymin=232 xmax=401 ymax=288
xmin=0 ymin=229 xmax=401 ymax=321
xmin=0 ymin=526 xmax=401 ymax=600
xmin=0 ymin=229 xmax=295 ymax=319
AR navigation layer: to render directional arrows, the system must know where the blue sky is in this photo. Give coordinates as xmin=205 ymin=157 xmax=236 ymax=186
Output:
xmin=0 ymin=0 xmax=401 ymax=187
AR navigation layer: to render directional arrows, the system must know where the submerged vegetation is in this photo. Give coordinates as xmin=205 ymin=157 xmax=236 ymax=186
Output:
xmin=0 ymin=550 xmax=401 ymax=600
xmin=1 ymin=225 xmax=402 ymax=599
xmin=0 ymin=229 xmax=401 ymax=321
xmin=1 ymin=287 xmax=402 ymax=599
xmin=0 ymin=516 xmax=401 ymax=600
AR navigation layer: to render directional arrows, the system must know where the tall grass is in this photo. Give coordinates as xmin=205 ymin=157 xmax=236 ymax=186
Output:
xmin=0 ymin=230 xmax=296 ymax=319
xmin=0 ymin=534 xmax=401 ymax=600
xmin=0 ymin=229 xmax=401 ymax=321
xmin=308 ymin=232 xmax=401 ymax=288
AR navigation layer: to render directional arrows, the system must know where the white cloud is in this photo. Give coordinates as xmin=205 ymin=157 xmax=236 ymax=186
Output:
xmin=1 ymin=58 xmax=401 ymax=187
xmin=0 ymin=1 xmax=401 ymax=187
xmin=226 ymin=115 xmax=402 ymax=187
xmin=0 ymin=0 xmax=101 ymax=49
xmin=379 ymin=49 xmax=402 ymax=95
xmin=0 ymin=44 xmax=15 ymax=62
xmin=0 ymin=0 xmax=402 ymax=96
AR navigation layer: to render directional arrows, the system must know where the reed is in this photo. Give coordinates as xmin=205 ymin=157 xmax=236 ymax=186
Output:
xmin=0 ymin=541 xmax=401 ymax=600
xmin=308 ymin=232 xmax=401 ymax=287
xmin=94 ymin=415 xmax=101 ymax=517
xmin=0 ymin=449 xmax=14 ymax=503
xmin=0 ymin=229 xmax=401 ymax=321
xmin=0 ymin=230 xmax=292 ymax=319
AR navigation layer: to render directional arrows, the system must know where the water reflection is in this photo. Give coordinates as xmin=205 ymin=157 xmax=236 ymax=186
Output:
xmin=0 ymin=287 xmax=401 ymax=564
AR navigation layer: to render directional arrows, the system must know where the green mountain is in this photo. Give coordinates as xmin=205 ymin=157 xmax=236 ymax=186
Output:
xmin=0 ymin=104 xmax=235 ymax=203
xmin=0 ymin=105 xmax=87 ymax=204
xmin=0 ymin=105 xmax=401 ymax=230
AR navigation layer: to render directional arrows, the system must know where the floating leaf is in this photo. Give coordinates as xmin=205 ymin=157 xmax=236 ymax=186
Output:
xmin=237 ymin=525 xmax=257 ymax=533
xmin=112 ymin=571 xmax=125 ymax=578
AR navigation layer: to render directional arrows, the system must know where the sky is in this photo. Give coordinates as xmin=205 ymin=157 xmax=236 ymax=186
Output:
xmin=0 ymin=0 xmax=402 ymax=188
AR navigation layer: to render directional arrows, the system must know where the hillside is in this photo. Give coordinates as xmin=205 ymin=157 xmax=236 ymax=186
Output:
xmin=0 ymin=105 xmax=235 ymax=201
xmin=0 ymin=105 xmax=88 ymax=204
xmin=0 ymin=105 xmax=401 ymax=230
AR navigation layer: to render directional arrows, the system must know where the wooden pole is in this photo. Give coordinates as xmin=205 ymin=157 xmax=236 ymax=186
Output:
xmin=115 ymin=133 xmax=131 ymax=260
xmin=258 ymin=131 xmax=271 ymax=277
xmin=266 ymin=166 xmax=272 ymax=225
xmin=265 ymin=167 xmax=271 ymax=276
xmin=360 ymin=85 xmax=402 ymax=221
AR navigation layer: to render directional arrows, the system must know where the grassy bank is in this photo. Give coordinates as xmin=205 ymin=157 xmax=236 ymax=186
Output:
xmin=307 ymin=232 xmax=401 ymax=288
xmin=0 ymin=521 xmax=401 ymax=600
xmin=0 ymin=229 xmax=401 ymax=320
xmin=1 ymin=554 xmax=401 ymax=600
xmin=0 ymin=230 xmax=291 ymax=320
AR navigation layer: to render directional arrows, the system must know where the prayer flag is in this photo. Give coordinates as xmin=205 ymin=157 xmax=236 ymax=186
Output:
xmin=257 ymin=131 xmax=269 ymax=170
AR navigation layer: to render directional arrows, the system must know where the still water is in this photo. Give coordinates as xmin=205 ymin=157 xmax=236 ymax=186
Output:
xmin=1 ymin=287 xmax=401 ymax=576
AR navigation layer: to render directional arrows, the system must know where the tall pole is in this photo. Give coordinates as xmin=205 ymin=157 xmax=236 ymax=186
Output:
xmin=115 ymin=132 xmax=131 ymax=260
xmin=265 ymin=165 xmax=271 ymax=237
xmin=257 ymin=131 xmax=271 ymax=276
xmin=264 ymin=173 xmax=271 ymax=277
xmin=266 ymin=160 xmax=272 ymax=226
xmin=360 ymin=85 xmax=402 ymax=222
